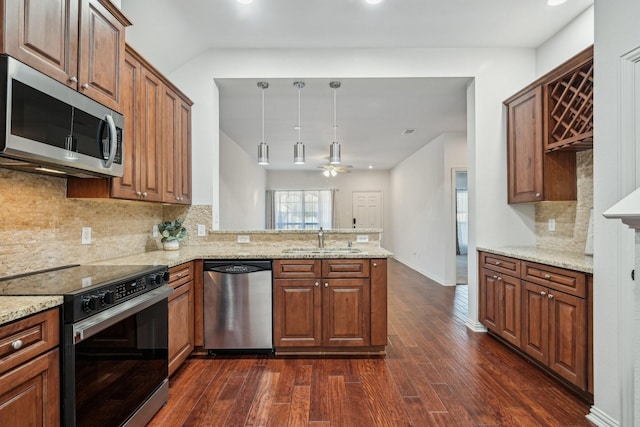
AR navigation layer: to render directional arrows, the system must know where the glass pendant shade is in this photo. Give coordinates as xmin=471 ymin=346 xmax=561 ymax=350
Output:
xmin=257 ymin=142 xmax=269 ymax=165
xmin=294 ymin=141 xmax=305 ymax=164
xmin=329 ymin=141 xmax=341 ymax=165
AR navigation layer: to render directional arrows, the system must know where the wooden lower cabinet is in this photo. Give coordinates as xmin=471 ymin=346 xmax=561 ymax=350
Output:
xmin=273 ymin=258 xmax=386 ymax=353
xmin=0 ymin=308 xmax=60 ymax=426
xmin=479 ymin=268 xmax=521 ymax=347
xmin=479 ymin=251 xmax=591 ymax=395
xmin=522 ymin=281 xmax=586 ymax=389
xmin=168 ymin=263 xmax=195 ymax=376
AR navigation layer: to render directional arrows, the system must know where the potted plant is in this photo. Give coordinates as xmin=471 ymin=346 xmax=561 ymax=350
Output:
xmin=158 ymin=219 xmax=187 ymax=251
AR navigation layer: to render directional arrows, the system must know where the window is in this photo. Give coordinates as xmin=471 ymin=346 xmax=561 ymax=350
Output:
xmin=270 ymin=190 xmax=333 ymax=230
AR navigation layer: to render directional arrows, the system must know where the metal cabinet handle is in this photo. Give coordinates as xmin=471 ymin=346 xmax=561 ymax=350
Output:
xmin=136 ymin=191 xmax=142 ymax=196
xmin=81 ymin=83 xmax=89 ymax=89
xmin=69 ymin=76 xmax=78 ymax=83
xmin=142 ymin=192 xmax=148 ymax=197
xmin=548 ymin=293 xmax=554 ymax=299
xmin=535 ymin=193 xmax=541 ymax=198
xmin=543 ymin=274 xmax=551 ymax=279
xmin=373 ymin=262 xmax=378 ymax=267
xmin=324 ymin=283 xmax=329 ymax=288
xmin=11 ymin=339 xmax=23 ymax=350
xmin=540 ymin=291 xmax=547 ymax=297
xmin=177 ymin=273 xmax=183 ymax=278
xmin=315 ymin=282 xmax=319 ymax=287
xmin=492 ymin=275 xmax=502 ymax=281
xmin=495 ymin=261 xmax=501 ymax=266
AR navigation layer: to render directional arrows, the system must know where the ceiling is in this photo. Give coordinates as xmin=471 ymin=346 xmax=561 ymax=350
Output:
xmin=121 ymin=0 xmax=593 ymax=171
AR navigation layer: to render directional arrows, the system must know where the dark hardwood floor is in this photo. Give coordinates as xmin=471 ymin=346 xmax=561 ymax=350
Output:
xmin=148 ymin=259 xmax=592 ymax=426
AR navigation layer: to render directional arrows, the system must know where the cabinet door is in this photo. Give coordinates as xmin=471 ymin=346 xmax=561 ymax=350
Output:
xmin=177 ymin=99 xmax=193 ymax=204
xmin=161 ymin=87 xmax=179 ymax=203
xmin=498 ymin=273 xmax=521 ymax=347
xmin=0 ymin=349 xmax=60 ymax=427
xmin=522 ymin=281 xmax=549 ymax=364
xmin=507 ymin=86 xmax=544 ymax=203
xmin=548 ymin=289 xmax=586 ymax=389
xmin=273 ymin=279 xmax=321 ymax=347
xmin=138 ymin=67 xmax=163 ymax=202
xmin=3 ymin=0 xmax=79 ymax=88
xmin=78 ymin=0 xmax=125 ymax=111
xmin=322 ymin=279 xmax=370 ymax=347
xmin=479 ymin=268 xmax=500 ymax=332
xmin=168 ymin=281 xmax=194 ymax=376
xmin=110 ymin=51 xmax=140 ymax=200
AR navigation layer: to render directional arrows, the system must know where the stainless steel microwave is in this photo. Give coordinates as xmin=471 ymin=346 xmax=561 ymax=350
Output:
xmin=0 ymin=55 xmax=124 ymax=178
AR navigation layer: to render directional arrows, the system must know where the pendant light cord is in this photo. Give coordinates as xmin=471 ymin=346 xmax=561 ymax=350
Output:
xmin=298 ymin=87 xmax=301 ymax=142
xmin=333 ymin=88 xmax=337 ymax=141
xmin=261 ymin=88 xmax=265 ymax=143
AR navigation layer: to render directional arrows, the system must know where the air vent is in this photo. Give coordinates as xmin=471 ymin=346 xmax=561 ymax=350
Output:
xmin=402 ymin=129 xmax=416 ymax=135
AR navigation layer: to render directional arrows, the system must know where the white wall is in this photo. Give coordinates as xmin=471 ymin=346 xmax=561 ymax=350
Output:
xmin=589 ymin=1 xmax=640 ymax=425
xmin=267 ymin=169 xmax=391 ymax=234
xmin=535 ymin=6 xmax=594 ymax=77
xmin=219 ymin=131 xmax=267 ymax=229
xmin=389 ymin=133 xmax=466 ymax=285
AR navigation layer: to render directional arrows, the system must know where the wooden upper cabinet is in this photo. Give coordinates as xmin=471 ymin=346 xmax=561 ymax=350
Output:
xmin=67 ymin=45 xmax=192 ymax=204
xmin=505 ymin=86 xmax=577 ymax=204
xmin=78 ymin=0 xmax=128 ymax=111
xmin=506 ymin=86 xmax=544 ymax=203
xmin=1 ymin=0 xmax=130 ymax=112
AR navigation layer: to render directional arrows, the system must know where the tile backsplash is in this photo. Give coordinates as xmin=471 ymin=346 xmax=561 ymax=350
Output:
xmin=535 ymin=149 xmax=593 ymax=253
xmin=0 ymin=169 xmax=211 ymax=276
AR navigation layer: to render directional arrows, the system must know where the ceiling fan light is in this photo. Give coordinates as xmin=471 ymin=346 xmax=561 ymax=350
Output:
xmin=331 ymin=169 xmax=337 ymax=177
xmin=257 ymin=142 xmax=269 ymax=165
xmin=323 ymin=170 xmax=330 ymax=177
xmin=329 ymin=141 xmax=341 ymax=164
xmin=294 ymin=141 xmax=305 ymax=164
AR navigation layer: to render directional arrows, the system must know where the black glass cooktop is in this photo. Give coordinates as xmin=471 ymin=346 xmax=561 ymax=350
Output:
xmin=0 ymin=264 xmax=165 ymax=296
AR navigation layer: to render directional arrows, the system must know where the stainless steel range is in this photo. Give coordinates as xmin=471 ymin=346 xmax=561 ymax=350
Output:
xmin=0 ymin=264 xmax=172 ymax=427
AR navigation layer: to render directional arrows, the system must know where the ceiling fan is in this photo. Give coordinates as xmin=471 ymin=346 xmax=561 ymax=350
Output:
xmin=318 ymin=164 xmax=352 ymax=177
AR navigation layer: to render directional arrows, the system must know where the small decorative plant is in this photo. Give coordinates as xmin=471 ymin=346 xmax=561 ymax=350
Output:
xmin=158 ymin=219 xmax=187 ymax=243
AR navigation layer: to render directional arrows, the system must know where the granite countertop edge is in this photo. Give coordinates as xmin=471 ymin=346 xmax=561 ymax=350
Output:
xmin=1 ymin=245 xmax=393 ymax=326
xmin=477 ymin=246 xmax=593 ymax=274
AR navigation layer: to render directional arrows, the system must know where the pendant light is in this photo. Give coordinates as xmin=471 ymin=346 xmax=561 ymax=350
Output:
xmin=293 ymin=81 xmax=305 ymax=164
xmin=329 ymin=81 xmax=341 ymax=165
xmin=257 ymin=81 xmax=269 ymax=165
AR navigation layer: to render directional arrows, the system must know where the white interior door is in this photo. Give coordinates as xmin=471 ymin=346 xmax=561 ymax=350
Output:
xmin=352 ymin=191 xmax=382 ymax=229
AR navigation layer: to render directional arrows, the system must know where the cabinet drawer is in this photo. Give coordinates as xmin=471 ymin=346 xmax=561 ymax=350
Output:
xmin=322 ymin=259 xmax=370 ymax=278
xmin=169 ymin=262 xmax=193 ymax=288
xmin=0 ymin=309 xmax=59 ymax=376
xmin=480 ymin=252 xmax=521 ymax=277
xmin=521 ymin=261 xmax=585 ymax=298
xmin=274 ymin=260 xmax=321 ymax=278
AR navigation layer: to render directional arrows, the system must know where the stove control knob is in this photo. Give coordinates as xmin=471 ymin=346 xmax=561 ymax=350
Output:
xmin=155 ymin=274 xmax=164 ymax=285
xmin=81 ymin=295 xmax=100 ymax=312
xmin=163 ymin=271 xmax=170 ymax=283
xmin=100 ymin=290 xmax=115 ymax=305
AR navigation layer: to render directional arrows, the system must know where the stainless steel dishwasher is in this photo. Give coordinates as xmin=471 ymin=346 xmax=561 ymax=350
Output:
xmin=203 ymin=260 xmax=273 ymax=353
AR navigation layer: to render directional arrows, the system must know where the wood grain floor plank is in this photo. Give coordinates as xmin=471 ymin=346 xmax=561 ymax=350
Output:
xmin=148 ymin=259 xmax=591 ymax=427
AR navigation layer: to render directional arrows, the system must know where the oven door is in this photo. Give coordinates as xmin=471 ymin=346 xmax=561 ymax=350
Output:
xmin=63 ymin=286 xmax=171 ymax=427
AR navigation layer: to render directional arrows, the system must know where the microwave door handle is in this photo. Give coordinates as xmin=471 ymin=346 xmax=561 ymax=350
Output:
xmin=103 ymin=114 xmax=117 ymax=168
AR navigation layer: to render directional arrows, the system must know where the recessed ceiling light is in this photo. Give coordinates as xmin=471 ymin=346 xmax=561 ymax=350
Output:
xmin=368 ymin=165 xmax=374 ymax=169
xmin=547 ymin=0 xmax=567 ymax=6
xmin=237 ymin=0 xmax=253 ymax=4
xmin=365 ymin=0 xmax=384 ymax=4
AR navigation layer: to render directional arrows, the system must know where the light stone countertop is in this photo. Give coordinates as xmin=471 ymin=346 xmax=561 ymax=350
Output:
xmin=477 ymin=246 xmax=593 ymax=274
xmin=0 ymin=296 xmax=63 ymax=326
xmin=1 ymin=242 xmax=393 ymax=326
xmin=89 ymin=243 xmax=394 ymax=268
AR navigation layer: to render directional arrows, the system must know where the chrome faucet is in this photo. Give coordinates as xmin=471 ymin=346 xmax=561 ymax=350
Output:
xmin=318 ymin=227 xmax=324 ymax=249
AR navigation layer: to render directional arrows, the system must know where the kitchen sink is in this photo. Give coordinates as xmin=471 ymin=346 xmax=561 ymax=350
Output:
xmin=282 ymin=248 xmax=362 ymax=254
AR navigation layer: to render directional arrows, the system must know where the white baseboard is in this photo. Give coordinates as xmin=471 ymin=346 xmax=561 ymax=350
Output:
xmin=586 ymin=406 xmax=620 ymax=427
xmin=465 ymin=319 xmax=487 ymax=333
xmin=393 ymin=257 xmax=454 ymax=286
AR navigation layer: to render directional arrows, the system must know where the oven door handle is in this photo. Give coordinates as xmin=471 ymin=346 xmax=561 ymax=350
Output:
xmin=73 ymin=286 xmax=173 ymax=344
